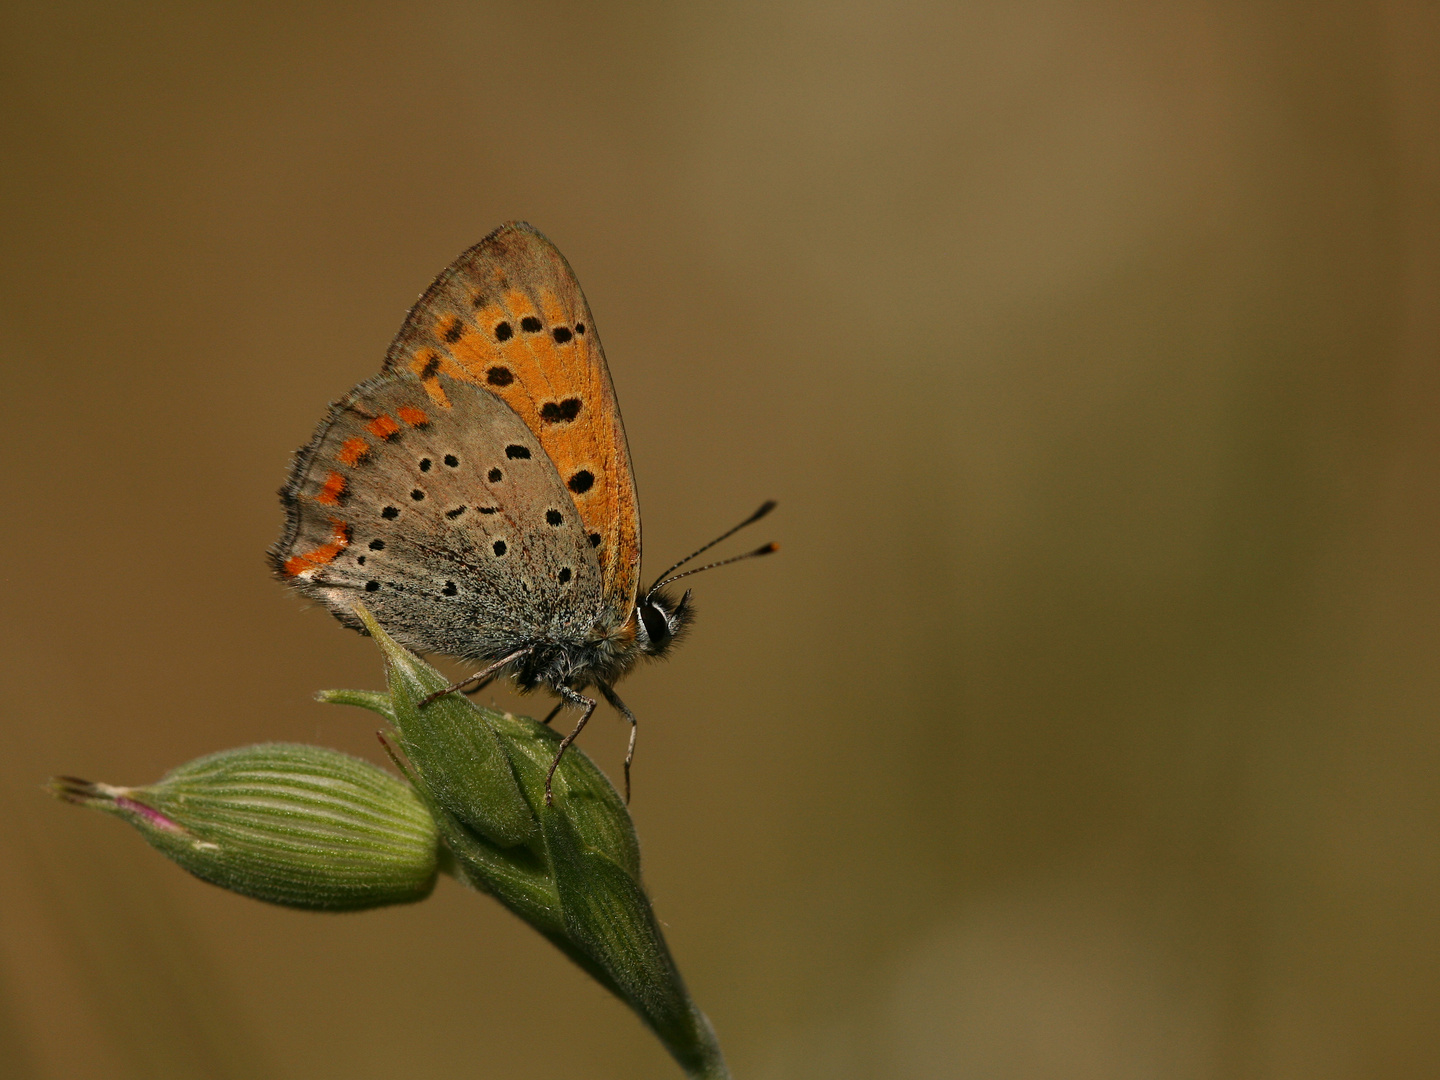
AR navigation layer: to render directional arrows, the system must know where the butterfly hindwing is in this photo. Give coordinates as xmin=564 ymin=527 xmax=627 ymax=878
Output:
xmin=381 ymin=222 xmax=640 ymax=634
xmin=271 ymin=372 xmax=603 ymax=662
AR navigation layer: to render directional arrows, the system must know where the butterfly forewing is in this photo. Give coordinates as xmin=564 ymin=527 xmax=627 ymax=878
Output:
xmin=271 ymin=372 xmax=603 ymax=662
xmin=382 ymin=222 xmax=640 ymax=632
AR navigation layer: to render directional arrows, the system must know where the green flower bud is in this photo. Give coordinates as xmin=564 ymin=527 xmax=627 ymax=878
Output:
xmin=323 ymin=606 xmax=730 ymax=1079
xmin=52 ymin=743 xmax=438 ymax=911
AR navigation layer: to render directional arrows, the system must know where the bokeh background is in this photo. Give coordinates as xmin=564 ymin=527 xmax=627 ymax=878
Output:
xmin=3 ymin=2 xmax=1438 ymax=1077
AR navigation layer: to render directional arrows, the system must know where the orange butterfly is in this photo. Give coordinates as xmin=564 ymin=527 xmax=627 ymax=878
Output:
xmin=271 ymin=223 xmax=774 ymax=802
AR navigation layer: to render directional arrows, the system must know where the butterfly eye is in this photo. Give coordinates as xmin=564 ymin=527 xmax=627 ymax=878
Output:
xmin=639 ymin=601 xmax=671 ymax=651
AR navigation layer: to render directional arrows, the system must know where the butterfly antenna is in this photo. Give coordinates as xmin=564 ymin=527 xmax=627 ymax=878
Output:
xmin=650 ymin=542 xmax=779 ymax=593
xmin=646 ymin=501 xmax=777 ymax=598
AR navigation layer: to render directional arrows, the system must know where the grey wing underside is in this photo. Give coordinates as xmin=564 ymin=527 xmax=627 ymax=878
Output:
xmin=270 ymin=372 xmax=604 ymax=663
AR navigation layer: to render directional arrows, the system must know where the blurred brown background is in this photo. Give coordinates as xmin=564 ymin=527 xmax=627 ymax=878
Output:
xmin=2 ymin=1 xmax=1438 ymax=1077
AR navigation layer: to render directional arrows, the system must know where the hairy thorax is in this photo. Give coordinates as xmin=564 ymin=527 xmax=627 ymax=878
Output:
xmin=514 ymin=615 xmax=642 ymax=692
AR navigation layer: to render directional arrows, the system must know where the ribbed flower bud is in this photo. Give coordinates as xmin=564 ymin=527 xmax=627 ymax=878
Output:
xmin=52 ymin=743 xmax=439 ymax=911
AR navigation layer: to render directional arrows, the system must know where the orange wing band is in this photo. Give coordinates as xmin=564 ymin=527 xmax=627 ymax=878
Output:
xmin=282 ymin=520 xmax=350 ymax=577
xmin=315 ymin=471 xmax=348 ymax=506
xmin=366 ymin=414 xmax=400 ymax=439
xmin=337 ymin=438 xmax=370 ymax=466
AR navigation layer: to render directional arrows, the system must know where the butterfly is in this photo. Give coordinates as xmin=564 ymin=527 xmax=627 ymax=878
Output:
xmin=270 ymin=222 xmax=775 ymax=803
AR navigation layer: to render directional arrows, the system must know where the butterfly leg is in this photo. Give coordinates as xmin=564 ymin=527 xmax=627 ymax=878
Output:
xmin=421 ymin=646 xmax=531 ymax=708
xmin=598 ymin=684 xmax=637 ymax=804
xmin=541 ymin=701 xmax=565 ymax=726
xmin=545 ymin=685 xmax=596 ymax=806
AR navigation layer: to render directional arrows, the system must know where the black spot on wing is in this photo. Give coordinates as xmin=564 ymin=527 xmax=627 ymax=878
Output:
xmin=506 ymin=444 xmax=531 ymax=459
xmin=486 ymin=366 xmax=513 ymax=386
xmin=520 ymin=316 xmax=542 ymax=333
xmin=568 ymin=470 xmax=594 ymax=494
xmin=540 ymin=398 xmax=582 ymax=424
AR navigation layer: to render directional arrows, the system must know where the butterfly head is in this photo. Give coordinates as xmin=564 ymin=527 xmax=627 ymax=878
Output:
xmin=635 ymin=588 xmax=694 ymax=658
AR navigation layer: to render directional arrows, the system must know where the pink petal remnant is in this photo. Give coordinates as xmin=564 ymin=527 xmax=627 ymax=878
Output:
xmin=49 ymin=777 xmax=192 ymax=836
xmin=112 ymin=794 xmax=187 ymax=834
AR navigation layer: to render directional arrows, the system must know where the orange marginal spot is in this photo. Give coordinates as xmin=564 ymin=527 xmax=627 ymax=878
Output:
xmin=420 ymin=379 xmax=452 ymax=408
xmin=397 ymin=406 xmax=429 ymax=427
xmin=282 ymin=520 xmax=350 ymax=578
xmin=337 ymin=438 xmax=370 ymax=467
xmin=315 ymin=471 xmax=348 ymax=506
xmin=366 ymin=414 xmax=401 ymax=440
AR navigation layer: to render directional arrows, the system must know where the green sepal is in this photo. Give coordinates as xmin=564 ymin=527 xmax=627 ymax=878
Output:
xmin=315 ymin=688 xmax=395 ymax=722
xmin=51 ymin=743 xmax=439 ymax=911
xmin=351 ymin=604 xmax=536 ymax=849
xmin=490 ymin=708 xmax=641 ymax=880
xmin=543 ymin=806 xmax=727 ymax=1079
xmin=381 ymin=735 xmax=563 ymax=936
xmin=325 ymin=610 xmax=730 ymax=1078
